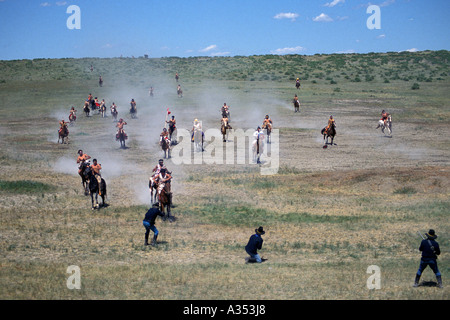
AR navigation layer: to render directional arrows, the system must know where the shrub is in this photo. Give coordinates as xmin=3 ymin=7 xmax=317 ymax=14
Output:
xmin=411 ymin=83 xmax=420 ymax=90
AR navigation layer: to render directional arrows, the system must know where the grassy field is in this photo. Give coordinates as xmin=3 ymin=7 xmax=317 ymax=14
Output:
xmin=0 ymin=51 xmax=449 ymax=300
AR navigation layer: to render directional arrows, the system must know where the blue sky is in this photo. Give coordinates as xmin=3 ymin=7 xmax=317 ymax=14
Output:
xmin=0 ymin=0 xmax=449 ymax=60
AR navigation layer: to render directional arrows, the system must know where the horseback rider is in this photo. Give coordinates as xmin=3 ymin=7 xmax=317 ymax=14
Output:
xmin=192 ymin=119 xmax=202 ymax=141
xmin=253 ymin=126 xmax=263 ymax=141
xmin=167 ymin=116 xmax=176 ymax=131
xmin=160 ymin=127 xmax=170 ymax=142
xmin=110 ymin=102 xmax=118 ymax=116
xmin=175 ymin=72 xmax=179 ymax=82
xmin=296 ymin=78 xmax=301 ymax=89
xmin=262 ymin=115 xmax=273 ymax=130
xmin=59 ymin=119 xmax=69 ymax=134
xmin=91 ymin=159 xmax=103 ymax=195
xmin=130 ymin=99 xmax=136 ymax=113
xmin=157 ymin=168 xmax=172 ymax=206
xmin=293 ymin=94 xmax=300 ymax=112
xmin=221 ymin=114 xmax=232 ymax=130
xmin=149 ymin=87 xmax=154 ymax=97
xmin=381 ymin=110 xmax=390 ymax=126
xmin=221 ymin=103 xmax=230 ymax=118
xmin=76 ymin=150 xmax=91 ymax=174
xmin=324 ymin=115 xmax=336 ymax=134
xmin=69 ymin=107 xmax=77 ymax=121
xmin=116 ymin=118 xmax=128 ymax=139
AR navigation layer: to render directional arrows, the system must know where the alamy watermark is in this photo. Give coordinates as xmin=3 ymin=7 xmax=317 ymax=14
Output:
xmin=366 ymin=265 xmax=381 ymax=290
xmin=66 ymin=265 xmax=81 ymax=289
xmin=66 ymin=5 xmax=81 ymax=30
xmin=367 ymin=5 xmax=381 ymax=30
xmin=170 ymin=128 xmax=279 ymax=175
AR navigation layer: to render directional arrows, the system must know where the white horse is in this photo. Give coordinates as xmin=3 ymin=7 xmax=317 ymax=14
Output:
xmin=252 ymin=133 xmax=265 ymax=164
xmin=376 ymin=115 xmax=392 ymax=136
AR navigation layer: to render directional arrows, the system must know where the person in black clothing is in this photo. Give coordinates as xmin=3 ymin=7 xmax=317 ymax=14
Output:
xmin=245 ymin=226 xmax=265 ymax=263
xmin=143 ymin=204 xmax=165 ymax=246
xmin=414 ymin=229 xmax=442 ymax=288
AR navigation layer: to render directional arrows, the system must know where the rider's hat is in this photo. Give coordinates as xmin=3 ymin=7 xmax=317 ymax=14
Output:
xmin=159 ymin=159 xmax=164 ymax=162
xmin=194 ymin=119 xmax=198 ymax=122
xmin=426 ymin=229 xmax=437 ymax=239
xmin=255 ymin=226 xmax=265 ymax=235
xmin=257 ymin=126 xmax=261 ymax=130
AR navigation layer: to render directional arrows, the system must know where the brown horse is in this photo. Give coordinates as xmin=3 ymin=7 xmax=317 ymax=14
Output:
xmin=160 ymin=136 xmax=171 ymax=158
xmin=321 ymin=123 xmax=336 ymax=145
xmin=158 ymin=187 xmax=173 ymax=222
xmin=58 ymin=126 xmax=69 ymax=144
xmin=221 ymin=119 xmax=232 ymax=142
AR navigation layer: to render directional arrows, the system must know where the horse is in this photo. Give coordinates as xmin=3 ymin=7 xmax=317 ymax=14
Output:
xmin=69 ymin=113 xmax=76 ymax=125
xmin=293 ymin=99 xmax=300 ymax=113
xmin=160 ymin=136 xmax=171 ymax=158
xmin=321 ymin=123 xmax=336 ymax=145
xmin=116 ymin=129 xmax=127 ymax=148
xmin=193 ymin=128 xmax=204 ymax=152
xmin=296 ymin=80 xmax=301 ymax=90
xmin=376 ymin=115 xmax=392 ymax=136
xmin=86 ymin=167 xmax=107 ymax=210
xmin=58 ymin=126 xmax=69 ymax=144
xmin=79 ymin=161 xmax=91 ymax=195
xmin=158 ymin=187 xmax=173 ymax=222
xmin=149 ymin=175 xmax=159 ymax=205
xmin=221 ymin=120 xmax=231 ymax=142
xmin=177 ymin=88 xmax=183 ymax=98
xmin=168 ymin=123 xmax=177 ymax=144
xmin=83 ymin=103 xmax=90 ymax=117
xmin=252 ymin=134 xmax=265 ymax=164
xmin=110 ymin=107 xmax=118 ymax=122
xmin=262 ymin=122 xmax=272 ymax=144
xmin=130 ymin=105 xmax=137 ymax=119
xmin=100 ymin=104 xmax=107 ymax=118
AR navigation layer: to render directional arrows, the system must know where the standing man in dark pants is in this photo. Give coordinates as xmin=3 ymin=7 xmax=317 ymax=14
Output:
xmin=245 ymin=226 xmax=266 ymax=263
xmin=414 ymin=229 xmax=442 ymax=288
xmin=143 ymin=203 xmax=165 ymax=246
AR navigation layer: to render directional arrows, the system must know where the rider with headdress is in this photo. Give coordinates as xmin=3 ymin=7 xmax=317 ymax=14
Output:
xmin=167 ymin=116 xmax=176 ymax=131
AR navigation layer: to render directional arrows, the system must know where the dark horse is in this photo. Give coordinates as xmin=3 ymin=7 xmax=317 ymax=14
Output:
xmin=168 ymin=122 xmax=177 ymax=145
xmin=86 ymin=167 xmax=107 ymax=210
xmin=130 ymin=104 xmax=137 ymax=119
xmin=79 ymin=161 xmax=91 ymax=195
xmin=159 ymin=187 xmax=173 ymax=222
xmin=293 ymin=98 xmax=300 ymax=113
xmin=116 ymin=129 xmax=127 ymax=148
xmin=296 ymin=80 xmax=301 ymax=89
xmin=83 ymin=103 xmax=90 ymax=117
xmin=321 ymin=123 xmax=336 ymax=145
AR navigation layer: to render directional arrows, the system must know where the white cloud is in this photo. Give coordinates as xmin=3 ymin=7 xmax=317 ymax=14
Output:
xmin=404 ymin=48 xmax=418 ymax=52
xmin=102 ymin=44 xmax=113 ymax=49
xmin=199 ymin=45 xmax=217 ymax=52
xmin=274 ymin=12 xmax=299 ymax=21
xmin=313 ymin=13 xmax=333 ymax=22
xmin=377 ymin=34 xmax=386 ymax=39
xmin=324 ymin=0 xmax=345 ymax=7
xmin=56 ymin=1 xmax=67 ymax=6
xmin=271 ymin=46 xmax=306 ymax=55
xmin=40 ymin=2 xmax=51 ymax=6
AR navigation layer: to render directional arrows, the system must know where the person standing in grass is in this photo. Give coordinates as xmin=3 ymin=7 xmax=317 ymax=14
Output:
xmin=245 ymin=226 xmax=266 ymax=263
xmin=143 ymin=203 xmax=165 ymax=246
xmin=414 ymin=229 xmax=442 ymax=288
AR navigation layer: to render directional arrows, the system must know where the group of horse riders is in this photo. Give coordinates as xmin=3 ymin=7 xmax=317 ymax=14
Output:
xmin=76 ymin=149 xmax=103 ymax=195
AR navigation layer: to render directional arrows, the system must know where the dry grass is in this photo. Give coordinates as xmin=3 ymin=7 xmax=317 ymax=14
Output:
xmin=0 ymin=55 xmax=449 ymax=300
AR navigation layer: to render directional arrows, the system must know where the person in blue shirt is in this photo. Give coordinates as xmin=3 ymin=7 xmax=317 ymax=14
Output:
xmin=143 ymin=204 xmax=164 ymax=246
xmin=245 ymin=226 xmax=266 ymax=263
xmin=414 ymin=229 xmax=442 ymax=288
